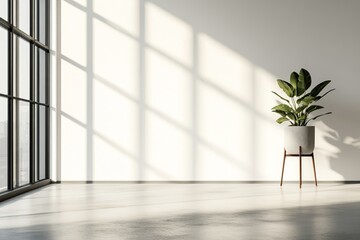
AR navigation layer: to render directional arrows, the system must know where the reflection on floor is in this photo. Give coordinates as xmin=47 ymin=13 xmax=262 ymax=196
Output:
xmin=1 ymin=183 xmax=360 ymax=239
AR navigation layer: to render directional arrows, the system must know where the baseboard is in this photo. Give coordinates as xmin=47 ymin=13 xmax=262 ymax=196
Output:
xmin=0 ymin=179 xmax=51 ymax=202
xmin=56 ymin=180 xmax=360 ymax=184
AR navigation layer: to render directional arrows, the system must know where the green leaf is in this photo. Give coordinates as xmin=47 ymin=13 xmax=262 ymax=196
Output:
xmin=296 ymin=105 xmax=307 ymax=113
xmin=277 ymin=79 xmax=294 ymax=97
xmin=271 ymin=91 xmax=290 ymax=104
xmin=286 ymin=112 xmax=296 ymax=121
xmin=290 ymin=72 xmax=299 ymax=96
xmin=273 ymin=110 xmax=286 ymax=117
xmin=310 ymin=80 xmax=331 ymax=97
xmin=315 ymin=88 xmax=335 ymax=102
xmin=296 ymin=93 xmax=311 ymax=104
xmin=297 ymin=68 xmax=312 ymax=96
xmin=305 ymin=112 xmax=332 ymax=125
xmin=306 ymin=105 xmax=324 ymax=114
xmin=298 ymin=115 xmax=306 ymax=121
xmin=299 ymin=114 xmax=308 ymax=126
xmin=321 ymin=88 xmax=335 ymax=98
xmin=298 ymin=95 xmax=315 ymax=106
xmin=276 ymin=117 xmax=290 ymax=124
xmin=296 ymin=114 xmax=307 ymax=125
xmin=271 ymin=104 xmax=293 ymax=113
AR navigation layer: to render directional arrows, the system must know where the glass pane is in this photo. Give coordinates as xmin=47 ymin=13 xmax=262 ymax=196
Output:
xmin=0 ymin=97 xmax=8 ymax=192
xmin=38 ymin=0 xmax=47 ymax=44
xmin=34 ymin=105 xmax=37 ymax=180
xmin=15 ymin=36 xmax=30 ymax=100
xmin=0 ymin=27 xmax=7 ymax=94
xmin=38 ymin=49 xmax=46 ymax=103
xmin=0 ymin=0 xmax=7 ymax=21
xmin=39 ymin=106 xmax=46 ymax=180
xmin=34 ymin=47 xmax=37 ymax=100
xmin=15 ymin=0 xmax=30 ymax=34
xmin=17 ymin=101 xmax=30 ymax=186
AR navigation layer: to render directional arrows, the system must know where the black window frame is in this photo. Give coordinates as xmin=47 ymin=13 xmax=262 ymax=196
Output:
xmin=0 ymin=0 xmax=50 ymax=202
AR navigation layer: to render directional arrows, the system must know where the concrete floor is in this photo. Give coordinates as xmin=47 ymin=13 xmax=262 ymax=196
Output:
xmin=1 ymin=183 xmax=360 ymax=240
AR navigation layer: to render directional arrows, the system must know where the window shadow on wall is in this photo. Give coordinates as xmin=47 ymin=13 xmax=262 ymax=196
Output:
xmin=59 ymin=0 xmax=285 ymax=181
xmin=59 ymin=0 xmax=360 ymax=181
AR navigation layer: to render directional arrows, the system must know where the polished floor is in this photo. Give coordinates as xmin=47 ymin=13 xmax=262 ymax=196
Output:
xmin=1 ymin=183 xmax=360 ymax=239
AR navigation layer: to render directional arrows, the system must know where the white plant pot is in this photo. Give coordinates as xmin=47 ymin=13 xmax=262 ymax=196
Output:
xmin=284 ymin=126 xmax=315 ymax=154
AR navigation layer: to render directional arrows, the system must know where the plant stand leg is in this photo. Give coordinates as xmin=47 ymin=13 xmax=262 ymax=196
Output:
xmin=280 ymin=149 xmax=286 ymax=186
xmin=312 ymin=153 xmax=318 ymax=186
xmin=299 ymin=146 xmax=302 ymax=189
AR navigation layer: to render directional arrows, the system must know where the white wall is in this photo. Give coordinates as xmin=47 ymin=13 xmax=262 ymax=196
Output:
xmin=55 ymin=0 xmax=360 ymax=181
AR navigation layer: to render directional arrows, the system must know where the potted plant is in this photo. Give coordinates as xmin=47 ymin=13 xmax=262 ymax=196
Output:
xmin=271 ymin=68 xmax=334 ymax=154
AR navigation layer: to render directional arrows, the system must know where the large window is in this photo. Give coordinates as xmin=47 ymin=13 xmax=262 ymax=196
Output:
xmin=0 ymin=0 xmax=50 ymax=199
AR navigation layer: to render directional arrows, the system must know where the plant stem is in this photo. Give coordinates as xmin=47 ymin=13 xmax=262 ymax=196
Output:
xmin=289 ymin=97 xmax=298 ymax=125
xmin=291 ymin=98 xmax=297 ymax=110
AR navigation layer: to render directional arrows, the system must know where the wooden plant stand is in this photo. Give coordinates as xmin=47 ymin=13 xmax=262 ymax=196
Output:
xmin=280 ymin=146 xmax=318 ymax=188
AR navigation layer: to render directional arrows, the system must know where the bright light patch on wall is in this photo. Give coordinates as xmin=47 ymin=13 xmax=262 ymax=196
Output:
xmin=198 ymin=33 xmax=253 ymax=104
xmin=197 ymin=81 xmax=253 ymax=179
xmin=93 ymin=0 xmax=139 ymax=37
xmin=197 ymin=144 xmax=250 ymax=180
xmin=61 ymin=0 xmax=87 ymax=66
xmin=93 ymin=135 xmax=138 ymax=181
xmin=145 ymin=48 xmax=192 ymax=129
xmin=93 ymin=79 xmax=139 ymax=157
xmin=254 ymin=118 xmax=282 ymax=180
xmin=145 ymin=111 xmax=192 ymax=180
xmin=61 ymin=60 xmax=87 ymax=124
xmin=254 ymin=67 xmax=279 ymax=118
xmin=343 ymin=136 xmax=360 ymax=148
xmin=93 ymin=19 xmax=139 ymax=98
xmin=146 ymin=3 xmax=193 ymax=67
xmin=72 ymin=0 xmax=87 ymax=7
xmin=61 ymin=116 xmax=87 ymax=181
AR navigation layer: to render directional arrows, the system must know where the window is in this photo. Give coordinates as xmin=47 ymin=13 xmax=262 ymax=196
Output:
xmin=0 ymin=0 xmax=8 ymax=21
xmin=17 ymin=100 xmax=30 ymax=186
xmin=14 ymin=0 xmax=30 ymax=35
xmin=0 ymin=0 xmax=50 ymax=200
xmin=0 ymin=27 xmax=7 ymax=94
xmin=15 ymin=36 xmax=30 ymax=100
